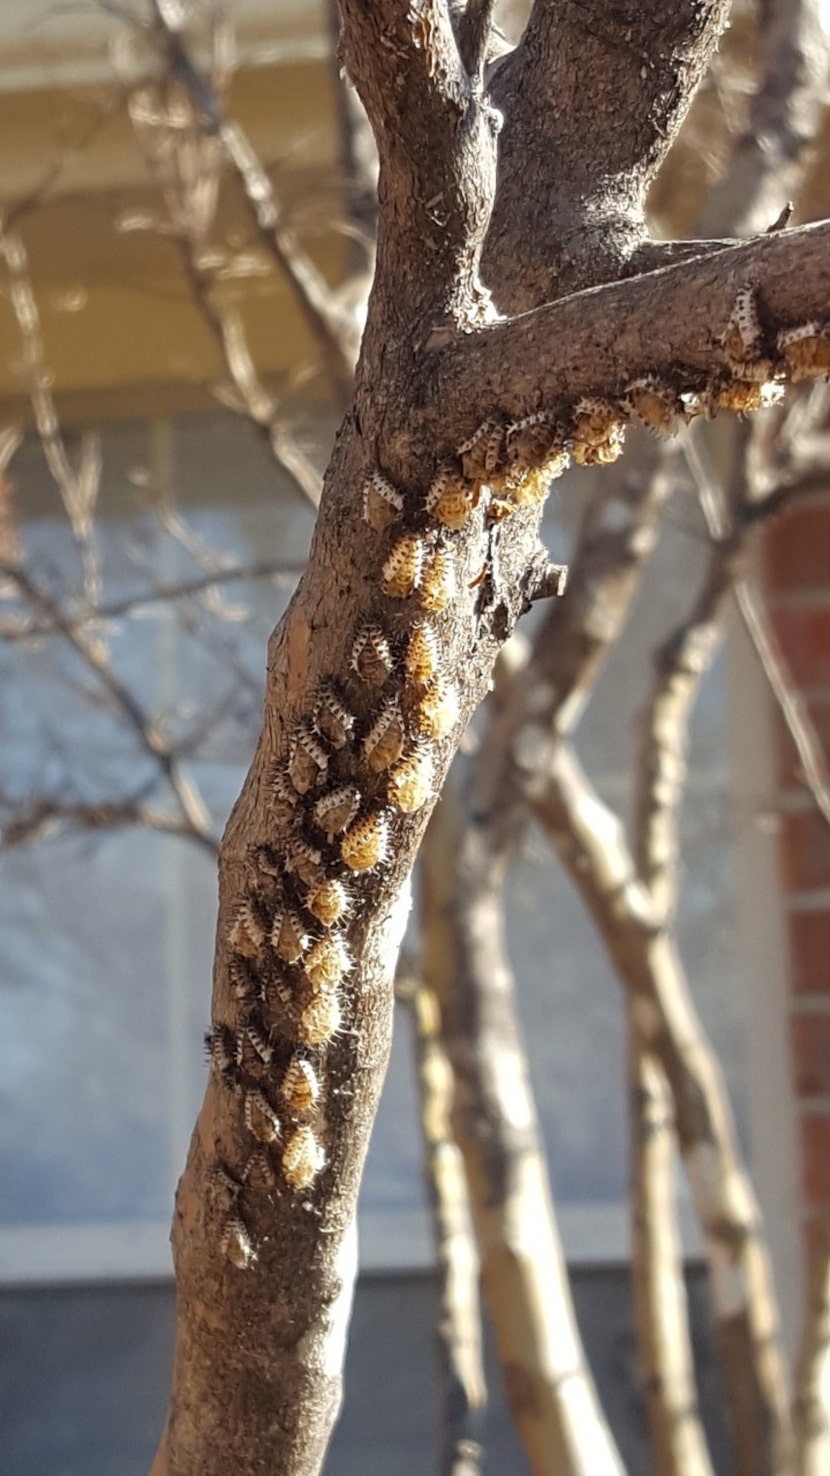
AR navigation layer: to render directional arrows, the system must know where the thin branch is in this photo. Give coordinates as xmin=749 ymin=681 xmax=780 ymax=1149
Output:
xmin=0 ymin=794 xmax=218 ymax=855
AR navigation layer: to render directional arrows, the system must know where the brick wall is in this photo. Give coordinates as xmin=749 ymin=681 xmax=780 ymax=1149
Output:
xmin=764 ymin=491 xmax=830 ymax=1270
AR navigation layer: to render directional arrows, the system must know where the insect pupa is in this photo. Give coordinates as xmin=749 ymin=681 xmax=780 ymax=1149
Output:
xmin=778 ymin=321 xmax=830 ymax=382
xmin=285 ymin=840 xmax=324 ymax=889
xmin=312 ymin=686 xmax=355 ymax=750
xmin=625 ymin=375 xmax=680 ymax=437
xmin=351 ymin=625 xmax=394 ymax=687
xmin=228 ymin=953 xmax=259 ymax=1002
xmin=419 ymin=547 xmax=457 ymax=613
xmin=404 ymin=623 xmax=440 ymax=689
xmin=242 ymin=1150 xmax=277 ymax=1191
xmin=312 ymin=784 xmax=362 ymax=840
xmin=362 ymin=470 xmax=404 ymax=532
xmin=244 ymin=1088 xmax=281 ymax=1145
xmin=280 ymin=1056 xmax=321 ymax=1115
xmin=382 ymin=533 xmax=425 ymax=599
xmin=387 ymin=746 xmax=435 ymax=814
xmin=282 ymin=1125 xmax=326 ymax=1192
xmin=270 ymin=764 xmax=299 ymax=821
xmin=458 ymin=418 xmax=504 ymax=481
xmin=413 ymin=676 xmax=459 ymax=740
xmin=305 ymin=877 xmax=350 ymax=928
xmin=221 ymin=1215 xmax=257 ymax=1270
xmin=205 ymin=1024 xmax=243 ymax=1087
xmin=304 ymin=933 xmax=351 ymax=992
xmin=425 ymin=468 xmax=478 ymax=530
xmin=363 ymin=698 xmax=406 ymax=773
xmin=245 ymin=1016 xmax=274 ymax=1066
xmin=271 ymin=906 xmax=310 ymax=965
xmin=288 ymin=726 xmax=329 ymax=795
xmin=298 ymin=990 xmax=342 ymax=1047
xmin=340 ymin=810 xmax=390 ymax=872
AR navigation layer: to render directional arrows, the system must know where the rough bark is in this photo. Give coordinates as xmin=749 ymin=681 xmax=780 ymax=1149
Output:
xmin=150 ymin=4 xmax=830 ymax=1472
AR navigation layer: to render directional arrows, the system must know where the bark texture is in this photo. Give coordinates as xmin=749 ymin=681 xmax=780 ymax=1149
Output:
xmin=151 ymin=4 xmax=830 ymax=1472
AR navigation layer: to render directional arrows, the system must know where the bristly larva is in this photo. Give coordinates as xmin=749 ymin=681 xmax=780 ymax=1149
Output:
xmin=351 ymin=624 xmax=394 ymax=688
xmin=281 ymin=1056 xmax=320 ymax=1115
xmin=419 ymin=547 xmax=457 ymax=613
xmin=270 ymin=765 xmax=299 ymax=822
xmin=363 ymin=697 xmax=406 ymax=774
xmin=285 ymin=840 xmax=324 ymax=889
xmin=282 ymin=1124 xmax=326 ymax=1192
xmin=777 ymin=321 xmax=830 ymax=382
xmin=387 ymin=746 xmax=435 ymax=814
xmin=242 ymin=1150 xmax=277 ymax=1190
xmin=710 ymin=377 xmax=784 ymax=415
xmin=572 ymin=396 xmax=626 ymax=465
xmin=362 ymin=470 xmax=404 ymax=532
xmin=221 ymin=1214 xmax=257 ymax=1270
xmin=625 ymin=375 xmax=680 ymax=437
xmin=305 ymin=877 xmax=350 ymax=928
xmin=304 ymin=933 xmax=351 ymax=992
xmin=425 ymin=468 xmax=478 ymax=530
xmin=340 ymin=810 xmax=390 ymax=872
xmin=229 ymin=897 xmax=267 ymax=959
xmin=245 ymin=1016 xmax=274 ymax=1065
xmin=205 ymin=1024 xmax=242 ymax=1086
xmin=244 ymin=1087 xmax=281 ymax=1145
xmin=723 ymin=283 xmax=762 ymax=359
xmin=271 ymin=905 xmax=310 ymax=965
xmin=504 ymin=411 xmax=562 ymax=470
xmin=404 ymin=623 xmax=440 ymax=689
xmin=228 ymin=953 xmax=259 ymax=1002
xmin=313 ymin=685 xmax=355 ymax=750
xmin=413 ymin=676 xmax=459 ymax=740
xmin=298 ymin=990 xmax=342 ymax=1047
xmin=382 ymin=533 xmax=425 ymax=599
xmin=288 ymin=726 xmax=329 ymax=795
xmin=458 ymin=418 xmax=504 ymax=481
xmin=312 ymin=784 xmax=362 ymax=839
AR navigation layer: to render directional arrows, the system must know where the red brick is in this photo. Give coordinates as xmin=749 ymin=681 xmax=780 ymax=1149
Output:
xmin=788 ymin=910 xmax=830 ymax=993
xmin=764 ymin=501 xmax=830 ymax=593
xmin=774 ymin=694 xmax=830 ymax=793
xmin=802 ymin=1114 xmax=830 ymax=1210
xmin=792 ymin=1015 xmax=830 ymax=1095
xmin=770 ymin=604 xmax=830 ymax=690
xmin=780 ymin=810 xmax=830 ymax=893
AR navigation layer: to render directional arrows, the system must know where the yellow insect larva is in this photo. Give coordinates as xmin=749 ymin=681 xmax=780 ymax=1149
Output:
xmin=419 ymin=547 xmax=457 ymax=613
xmin=304 ymin=933 xmax=351 ymax=992
xmin=312 ymin=784 xmax=362 ymax=839
xmin=244 ymin=1088 xmax=281 ymax=1145
xmin=363 ymin=697 xmax=406 ymax=774
xmin=504 ymin=411 xmax=559 ymax=471
xmin=351 ymin=624 xmax=394 ymax=688
xmin=271 ymin=906 xmax=310 ymax=965
xmin=362 ymin=469 xmax=404 ymax=532
xmin=404 ymin=623 xmax=440 ymax=689
xmin=778 ymin=321 xmax=830 ymax=382
xmin=510 ymin=466 xmax=553 ymax=507
xmin=288 ymin=725 xmax=329 ymax=795
xmin=572 ymin=423 xmax=626 ymax=466
xmin=306 ymin=877 xmax=350 ymax=928
xmin=312 ymin=685 xmax=355 ymax=750
xmin=711 ymin=377 xmax=785 ymax=415
xmin=414 ymin=676 xmax=459 ymax=740
xmin=282 ymin=1124 xmax=326 ymax=1192
xmin=572 ymin=395 xmax=622 ymax=448
xmin=340 ymin=810 xmax=390 ymax=872
xmin=229 ymin=897 xmax=267 ymax=959
xmin=285 ymin=840 xmax=324 ymax=889
xmin=382 ymin=532 xmax=425 ymax=599
xmin=280 ymin=1056 xmax=321 ymax=1115
xmin=242 ymin=1150 xmax=276 ymax=1191
xmin=387 ymin=746 xmax=435 ymax=814
xmin=298 ymin=990 xmax=342 ymax=1047
xmin=221 ymin=1214 xmax=257 ymax=1270
xmin=626 ymin=375 xmax=680 ymax=437
xmin=458 ymin=418 xmax=504 ymax=481
xmin=425 ymin=468 xmax=478 ymax=530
